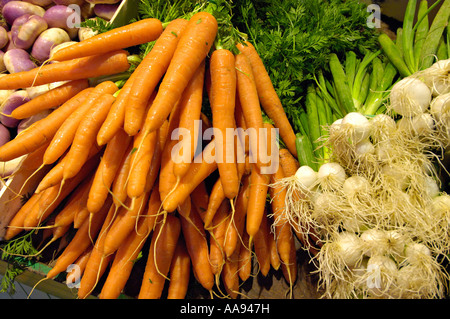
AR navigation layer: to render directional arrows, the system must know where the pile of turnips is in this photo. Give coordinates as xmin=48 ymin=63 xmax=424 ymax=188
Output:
xmin=0 ymin=0 xmax=121 ymax=176
xmin=271 ymin=58 xmax=450 ymax=298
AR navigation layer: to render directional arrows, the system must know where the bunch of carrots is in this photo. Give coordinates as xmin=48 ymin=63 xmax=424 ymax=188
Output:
xmin=0 ymin=11 xmax=313 ymax=299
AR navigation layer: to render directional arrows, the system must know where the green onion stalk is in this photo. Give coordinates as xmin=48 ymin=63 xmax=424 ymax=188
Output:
xmin=379 ymin=0 xmax=450 ymax=75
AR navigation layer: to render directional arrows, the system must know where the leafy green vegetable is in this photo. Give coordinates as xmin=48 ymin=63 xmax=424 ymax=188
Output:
xmin=0 ymin=231 xmax=39 ymax=294
xmin=231 ymin=0 xmax=380 ymax=132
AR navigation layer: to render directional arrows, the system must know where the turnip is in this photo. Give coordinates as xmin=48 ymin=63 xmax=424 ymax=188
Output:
xmin=0 ymin=90 xmax=30 ymax=128
xmin=43 ymin=5 xmax=80 ymax=39
xmin=80 ymin=1 xmax=95 ymax=19
xmin=31 ymin=27 xmax=70 ymax=62
xmin=0 ymin=50 xmax=5 ymax=72
xmin=52 ymin=0 xmax=85 ymax=5
xmin=0 ymin=123 xmax=10 ymax=147
xmin=10 ymin=14 xmax=48 ymax=50
xmin=4 ymin=31 xmax=18 ymax=51
xmin=389 ymin=76 xmax=431 ymax=117
xmin=17 ymin=109 xmax=51 ymax=134
xmin=86 ymin=0 xmax=121 ymax=3
xmin=93 ymin=3 xmax=119 ymax=20
xmin=3 ymin=48 xmax=37 ymax=73
xmin=22 ymin=0 xmax=53 ymax=6
xmin=0 ymin=155 xmax=26 ymax=178
xmin=78 ymin=24 xmax=97 ymax=41
xmin=0 ymin=26 xmax=8 ymax=49
xmin=25 ymin=80 xmax=66 ymax=99
xmin=49 ymin=40 xmax=76 ymax=59
xmin=2 ymin=1 xmax=45 ymax=25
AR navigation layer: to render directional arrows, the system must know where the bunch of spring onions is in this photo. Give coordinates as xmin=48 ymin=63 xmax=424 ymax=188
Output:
xmin=271 ymin=57 xmax=450 ymax=298
xmin=294 ymin=49 xmax=399 ymax=170
xmin=379 ymin=0 xmax=450 ymax=77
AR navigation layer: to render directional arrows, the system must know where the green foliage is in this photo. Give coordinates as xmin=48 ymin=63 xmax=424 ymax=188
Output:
xmin=231 ymin=0 xmax=380 ymax=132
xmin=0 ymin=232 xmax=39 ymax=294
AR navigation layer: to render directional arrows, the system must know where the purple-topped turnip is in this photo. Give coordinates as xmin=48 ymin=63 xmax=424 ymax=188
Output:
xmin=0 ymin=90 xmax=30 ymax=128
xmin=0 ymin=26 xmax=8 ymax=49
xmin=31 ymin=27 xmax=70 ymax=62
xmin=0 ymin=123 xmax=10 ymax=148
xmin=52 ymin=0 xmax=85 ymax=6
xmin=22 ymin=0 xmax=53 ymax=7
xmin=11 ymin=14 xmax=48 ymax=50
xmin=93 ymin=3 xmax=119 ymax=20
xmin=2 ymin=1 xmax=45 ymax=25
xmin=86 ymin=0 xmax=121 ymax=4
xmin=17 ymin=109 xmax=51 ymax=134
xmin=0 ymin=50 xmax=5 ymax=72
xmin=43 ymin=5 xmax=80 ymax=39
xmin=3 ymin=48 xmax=37 ymax=73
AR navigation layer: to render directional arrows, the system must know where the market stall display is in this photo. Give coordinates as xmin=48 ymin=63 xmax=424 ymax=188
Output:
xmin=0 ymin=0 xmax=449 ymax=300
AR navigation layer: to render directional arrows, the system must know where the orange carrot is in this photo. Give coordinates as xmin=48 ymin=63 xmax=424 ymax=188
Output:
xmin=163 ymin=139 xmax=217 ymax=213
xmin=102 ymin=190 xmax=150 ymax=257
xmin=209 ymin=200 xmax=230 ymax=281
xmin=159 ymin=138 xmax=180 ymax=204
xmin=204 ymin=154 xmax=247 ymax=229
xmin=67 ymin=245 xmax=92 ymax=280
xmin=43 ymin=81 xmax=118 ymax=165
xmin=87 ymin=128 xmax=132 ymax=214
xmin=138 ymin=213 xmax=181 ymax=299
xmin=172 ymin=60 xmax=205 ymax=178
xmin=246 ymin=164 xmax=270 ymax=245
xmin=126 ymin=120 xmax=158 ymax=200
xmin=0 ymin=87 xmax=92 ymax=162
xmin=235 ymin=52 xmax=267 ymax=170
xmin=167 ymin=238 xmax=191 ymax=299
xmin=179 ymin=203 xmax=214 ymax=292
xmin=35 ymin=143 xmax=101 ymax=193
xmin=203 ymin=178 xmax=226 ymax=229
xmin=190 ymin=181 xmax=210 ymax=221
xmin=51 ymin=18 xmax=163 ymax=62
xmin=111 ymin=143 xmax=134 ymax=209
xmin=10 ymin=79 xmax=90 ymax=120
xmin=238 ymin=230 xmax=252 ymax=282
xmin=143 ymin=127 xmax=163 ymax=194
xmin=0 ymin=50 xmax=130 ymax=90
xmin=253 ymin=210 xmax=273 ymax=277
xmin=62 ymin=93 xmax=115 ymax=181
xmin=22 ymin=154 xmax=99 ymax=230
xmin=71 ymin=177 xmax=93 ymax=229
xmin=4 ymin=190 xmax=42 ymax=240
xmin=46 ymin=196 xmax=112 ymax=279
xmin=77 ymin=202 xmax=116 ymax=299
xmin=97 ymin=71 xmax=137 ymax=146
xmin=124 ymin=18 xmax=189 ymax=136
xmin=98 ymin=214 xmax=153 ymax=299
xmin=269 ymin=158 xmax=298 ymax=286
xmin=209 ymin=49 xmax=239 ymax=199
xmin=143 ymin=12 xmax=218 ymax=134
xmin=223 ymin=173 xmax=250 ymax=258
xmin=158 ymin=99 xmax=182 ymax=203
xmin=236 ymin=41 xmax=297 ymax=158
xmin=221 ymin=246 xmax=240 ymax=299
xmin=53 ymin=174 xmax=94 ymax=230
